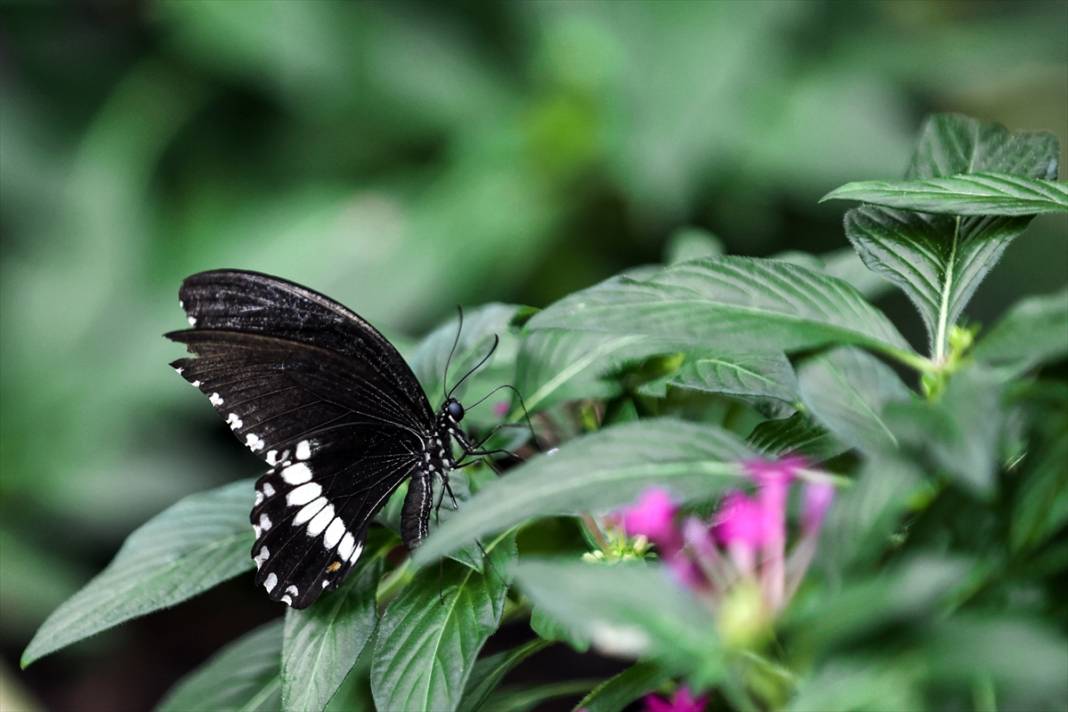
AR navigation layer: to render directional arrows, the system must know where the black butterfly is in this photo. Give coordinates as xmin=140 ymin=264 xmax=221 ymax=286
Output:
xmin=166 ymin=270 xmax=496 ymax=609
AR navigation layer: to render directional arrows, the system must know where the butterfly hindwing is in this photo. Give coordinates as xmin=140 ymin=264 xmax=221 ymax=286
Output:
xmin=249 ymin=428 xmax=417 ymax=607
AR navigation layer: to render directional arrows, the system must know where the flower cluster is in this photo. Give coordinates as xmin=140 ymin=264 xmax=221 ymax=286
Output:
xmin=618 ymin=456 xmax=834 ymax=646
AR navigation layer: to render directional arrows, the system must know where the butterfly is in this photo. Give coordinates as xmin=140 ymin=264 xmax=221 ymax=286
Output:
xmin=166 ymin=270 xmax=498 ymax=608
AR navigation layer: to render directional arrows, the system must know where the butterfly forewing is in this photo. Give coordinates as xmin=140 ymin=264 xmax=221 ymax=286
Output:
xmin=168 ymin=270 xmax=440 ymax=609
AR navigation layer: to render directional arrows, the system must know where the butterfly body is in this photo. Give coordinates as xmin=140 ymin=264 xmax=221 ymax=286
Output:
xmin=167 ymin=270 xmax=473 ymax=608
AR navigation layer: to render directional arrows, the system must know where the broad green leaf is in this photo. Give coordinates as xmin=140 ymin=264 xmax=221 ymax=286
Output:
xmin=925 ymin=616 xmax=1068 ymax=700
xmin=1010 ymin=411 xmax=1068 ymax=552
xmin=516 ymin=327 xmax=666 ymax=414
xmin=514 ymin=559 xmax=722 ymax=683
xmin=788 ymin=660 xmax=921 ymax=712
xmin=824 ymin=172 xmax=1068 ymax=216
xmin=413 ymin=419 xmax=753 ymax=565
xmin=482 ymin=680 xmax=601 ymax=712
xmin=23 ymin=480 xmax=255 ymax=667
xmin=530 ymin=604 xmax=590 ymax=653
xmin=371 ymin=532 xmax=516 ymax=712
xmin=842 ymin=114 xmax=1059 ymax=360
xmin=821 ymin=248 xmax=894 ymax=301
xmin=820 ymin=455 xmax=922 ymax=572
xmin=786 ymin=554 xmax=971 ymax=654
xmin=884 ymin=368 xmax=1003 ymax=497
xmin=526 ymin=257 xmax=917 ymax=367
xmin=458 ymin=639 xmax=551 ymax=712
xmin=747 ymin=412 xmax=846 ymax=463
xmin=577 ymin=661 xmax=670 ymax=712
xmin=663 ymin=351 xmax=799 ymax=404
xmin=281 ymin=558 xmax=382 ymax=712
xmin=798 ymin=348 xmax=912 ymax=454
xmin=973 ymin=288 xmax=1068 ymax=375
xmin=157 ymin=620 xmax=283 ymax=712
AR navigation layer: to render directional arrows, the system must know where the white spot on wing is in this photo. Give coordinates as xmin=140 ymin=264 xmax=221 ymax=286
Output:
xmin=293 ymin=497 xmax=327 ymax=526
xmin=338 ymin=532 xmax=355 ymax=561
xmin=281 ymin=595 xmax=293 ymax=606
xmin=287 ymin=482 xmax=322 ymax=506
xmin=321 ymin=580 xmax=330 ymax=589
xmin=255 ymin=490 xmax=264 ymax=506
xmin=209 ymin=392 xmax=223 ymax=407
xmin=245 ymin=433 xmax=265 ymax=451
xmin=266 ymin=450 xmax=278 ymax=466
xmin=191 ymin=380 xmax=201 ymax=388
xmin=282 ymin=462 xmax=312 ymax=485
xmin=188 ymin=316 xmax=197 ymax=326
xmin=323 ymin=518 xmax=345 ymax=549
xmin=285 ymin=585 xmax=298 ymax=596
xmin=254 ymin=546 xmax=269 ymax=569
xmin=264 ymin=573 xmax=277 ymax=593
xmin=296 ymin=440 xmax=312 ymax=460
xmin=259 ymin=513 xmax=272 ymax=531
xmin=226 ymin=413 xmax=243 ymax=430
xmin=349 ymin=541 xmax=364 ymax=564
xmin=307 ymin=504 xmax=334 ymax=537
xmin=253 ymin=524 xmax=261 ymax=538
xmin=263 ymin=483 xmax=276 ymax=497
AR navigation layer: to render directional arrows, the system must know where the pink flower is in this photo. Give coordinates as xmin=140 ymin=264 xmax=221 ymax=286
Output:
xmin=621 ymin=488 xmax=681 ymax=550
xmin=802 ymin=481 xmax=835 ymax=534
xmin=712 ymin=490 xmax=764 ymax=549
xmin=744 ymin=456 xmax=805 ymax=610
xmin=492 ymin=401 xmax=510 ymax=417
xmin=644 ymin=687 xmax=707 ymax=712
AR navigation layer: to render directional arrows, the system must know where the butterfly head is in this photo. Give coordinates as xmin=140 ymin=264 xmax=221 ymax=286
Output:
xmin=444 ymin=398 xmax=465 ymax=423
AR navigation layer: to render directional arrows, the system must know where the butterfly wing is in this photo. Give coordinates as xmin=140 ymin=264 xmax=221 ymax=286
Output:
xmin=168 ymin=271 xmax=436 ymax=608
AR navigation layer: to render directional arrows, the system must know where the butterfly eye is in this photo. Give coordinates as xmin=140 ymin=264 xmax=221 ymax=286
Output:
xmin=446 ymin=399 xmax=465 ymax=421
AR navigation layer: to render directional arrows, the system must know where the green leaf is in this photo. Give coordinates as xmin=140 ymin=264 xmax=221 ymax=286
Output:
xmin=820 ymin=455 xmax=922 ymax=572
xmin=371 ymin=532 xmax=516 ymax=712
xmin=530 ymin=605 xmax=589 ymax=653
xmin=23 ymin=480 xmax=255 ymax=667
xmin=482 ymin=680 xmax=601 ymax=712
xmin=798 ymin=348 xmax=912 ymax=454
xmin=413 ymin=419 xmax=753 ymax=565
xmin=526 ymin=256 xmax=919 ymax=369
xmin=973 ymin=288 xmax=1068 ymax=375
xmin=157 ymin=620 xmax=283 ymax=712
xmin=516 ymin=327 xmax=666 ymax=414
xmin=576 ymin=661 xmax=670 ymax=712
xmin=1010 ymin=411 xmax=1068 ymax=552
xmin=824 ymin=172 xmax=1068 ymax=216
xmin=747 ymin=412 xmax=846 ymax=463
xmin=513 ymin=559 xmax=722 ymax=682
xmin=281 ymin=558 xmax=382 ymax=712
xmin=458 ymin=639 xmax=551 ymax=712
xmin=409 ymin=303 xmax=521 ymax=426
xmin=842 ymin=114 xmax=1059 ymax=360
xmin=664 ymin=351 xmax=799 ymax=404
xmin=924 ymin=616 xmax=1068 ymax=700
xmin=787 ymin=660 xmax=921 ymax=712
xmin=884 ymin=368 xmax=1003 ymax=497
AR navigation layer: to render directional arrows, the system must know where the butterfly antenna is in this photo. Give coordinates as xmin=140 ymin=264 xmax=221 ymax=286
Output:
xmin=466 ymin=383 xmax=543 ymax=453
xmin=442 ymin=306 xmax=464 ymax=402
xmin=446 ymin=334 xmax=499 ymax=400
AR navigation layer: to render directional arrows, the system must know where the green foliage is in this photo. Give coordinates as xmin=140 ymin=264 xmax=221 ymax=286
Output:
xmin=22 ymin=480 xmax=255 ymax=668
xmin=21 ymin=110 xmax=1068 ymax=712
xmin=824 ymin=172 xmax=1068 ymax=216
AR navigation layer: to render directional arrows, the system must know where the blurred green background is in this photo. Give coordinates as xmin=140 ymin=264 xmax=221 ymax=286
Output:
xmin=1 ymin=1 xmax=1065 ymax=710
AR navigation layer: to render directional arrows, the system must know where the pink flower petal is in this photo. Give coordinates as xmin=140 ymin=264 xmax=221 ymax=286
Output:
xmin=712 ymin=490 xmax=764 ymax=549
xmin=492 ymin=401 xmax=510 ymax=417
xmin=621 ymin=488 xmax=680 ymax=549
xmin=802 ymin=481 xmax=835 ymax=534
